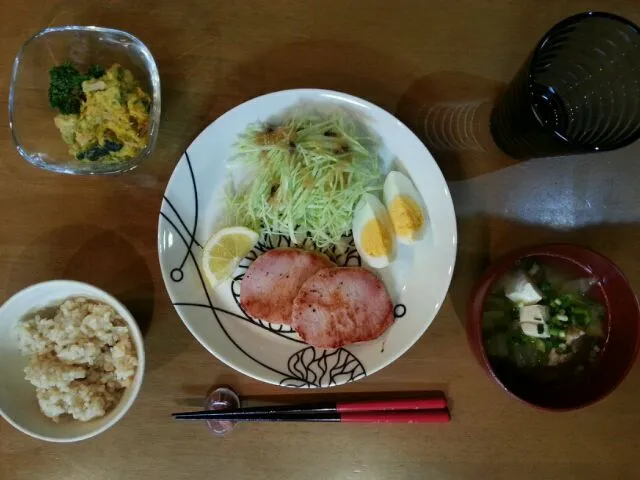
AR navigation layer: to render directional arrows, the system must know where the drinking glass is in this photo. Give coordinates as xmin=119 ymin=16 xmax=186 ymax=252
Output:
xmin=491 ymin=12 xmax=640 ymax=159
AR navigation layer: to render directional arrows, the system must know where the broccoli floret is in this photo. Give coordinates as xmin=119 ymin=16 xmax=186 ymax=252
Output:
xmin=48 ymin=63 xmax=105 ymax=114
xmin=87 ymin=64 xmax=106 ymax=79
xmin=48 ymin=64 xmax=88 ymax=114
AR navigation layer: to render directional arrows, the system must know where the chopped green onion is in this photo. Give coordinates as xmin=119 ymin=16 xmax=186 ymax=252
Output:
xmin=549 ymin=327 xmax=566 ymax=338
xmin=572 ymin=308 xmax=591 ymax=326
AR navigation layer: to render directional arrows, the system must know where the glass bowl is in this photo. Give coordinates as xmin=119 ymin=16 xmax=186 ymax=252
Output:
xmin=8 ymin=26 xmax=161 ymax=175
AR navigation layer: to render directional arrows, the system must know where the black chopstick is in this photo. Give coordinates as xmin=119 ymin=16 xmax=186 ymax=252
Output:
xmin=171 ymin=397 xmax=447 ymax=419
xmin=173 ymin=410 xmax=450 ymax=423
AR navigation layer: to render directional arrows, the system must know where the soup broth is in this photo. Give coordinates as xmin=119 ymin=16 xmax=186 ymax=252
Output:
xmin=482 ymin=257 xmax=608 ymax=384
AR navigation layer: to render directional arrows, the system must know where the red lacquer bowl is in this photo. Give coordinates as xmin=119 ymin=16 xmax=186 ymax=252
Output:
xmin=467 ymin=244 xmax=640 ymax=411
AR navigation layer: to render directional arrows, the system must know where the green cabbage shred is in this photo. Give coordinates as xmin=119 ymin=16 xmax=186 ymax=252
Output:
xmin=227 ymin=113 xmax=382 ymax=248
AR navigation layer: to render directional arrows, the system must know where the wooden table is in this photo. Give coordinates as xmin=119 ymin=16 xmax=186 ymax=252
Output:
xmin=2 ymin=1 xmax=640 ymax=478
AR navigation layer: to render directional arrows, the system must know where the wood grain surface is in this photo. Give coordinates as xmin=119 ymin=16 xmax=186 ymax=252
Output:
xmin=1 ymin=1 xmax=640 ymax=479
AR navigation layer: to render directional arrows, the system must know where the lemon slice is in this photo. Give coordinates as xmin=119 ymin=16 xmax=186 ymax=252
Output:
xmin=201 ymin=226 xmax=259 ymax=288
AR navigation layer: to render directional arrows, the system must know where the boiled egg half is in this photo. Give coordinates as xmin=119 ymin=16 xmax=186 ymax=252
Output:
xmin=352 ymin=193 xmax=396 ymax=268
xmin=383 ymin=171 xmax=426 ymax=244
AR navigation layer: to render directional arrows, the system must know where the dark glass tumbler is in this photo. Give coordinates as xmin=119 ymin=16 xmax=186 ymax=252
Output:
xmin=491 ymin=12 xmax=640 ymax=159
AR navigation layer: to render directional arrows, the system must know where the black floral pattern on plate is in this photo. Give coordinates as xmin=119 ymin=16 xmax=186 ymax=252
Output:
xmin=160 ymin=150 xmax=406 ymax=387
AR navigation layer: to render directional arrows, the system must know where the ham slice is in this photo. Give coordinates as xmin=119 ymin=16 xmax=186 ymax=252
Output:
xmin=291 ymin=267 xmax=394 ymax=348
xmin=239 ymin=248 xmax=334 ymax=325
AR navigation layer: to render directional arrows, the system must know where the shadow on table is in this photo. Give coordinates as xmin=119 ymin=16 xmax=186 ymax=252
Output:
xmin=448 ymin=215 xmax=640 ymax=331
xmin=7 ymin=224 xmax=155 ymax=333
xmin=223 ymin=40 xmax=415 ymax=114
xmin=396 ymin=71 xmax=516 ymax=182
xmin=448 ymin=137 xmax=640 ymax=329
xmin=7 ymin=223 xmax=194 ymax=371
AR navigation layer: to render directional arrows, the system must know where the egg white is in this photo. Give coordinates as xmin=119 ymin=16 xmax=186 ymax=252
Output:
xmin=383 ymin=171 xmax=426 ymax=244
xmin=352 ymin=193 xmax=396 ymax=268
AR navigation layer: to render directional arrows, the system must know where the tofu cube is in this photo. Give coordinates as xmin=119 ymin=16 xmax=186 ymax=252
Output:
xmin=503 ymin=270 xmax=543 ymax=305
xmin=519 ymin=305 xmax=550 ymax=338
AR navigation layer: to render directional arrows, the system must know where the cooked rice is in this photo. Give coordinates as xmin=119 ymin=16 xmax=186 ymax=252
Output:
xmin=16 ymin=297 xmax=138 ymax=422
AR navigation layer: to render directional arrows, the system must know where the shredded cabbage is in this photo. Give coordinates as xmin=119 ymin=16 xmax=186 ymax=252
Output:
xmin=227 ymin=113 xmax=382 ymax=248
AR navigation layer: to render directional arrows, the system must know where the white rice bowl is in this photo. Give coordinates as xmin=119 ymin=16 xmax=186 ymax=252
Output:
xmin=17 ymin=297 xmax=138 ymax=422
xmin=0 ymin=281 xmax=145 ymax=442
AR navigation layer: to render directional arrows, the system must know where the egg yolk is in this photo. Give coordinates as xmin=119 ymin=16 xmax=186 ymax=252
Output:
xmin=361 ymin=217 xmax=392 ymax=257
xmin=388 ymin=195 xmax=424 ymax=238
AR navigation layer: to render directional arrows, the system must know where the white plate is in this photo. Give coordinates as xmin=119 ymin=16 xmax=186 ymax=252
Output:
xmin=158 ymin=89 xmax=456 ymax=388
